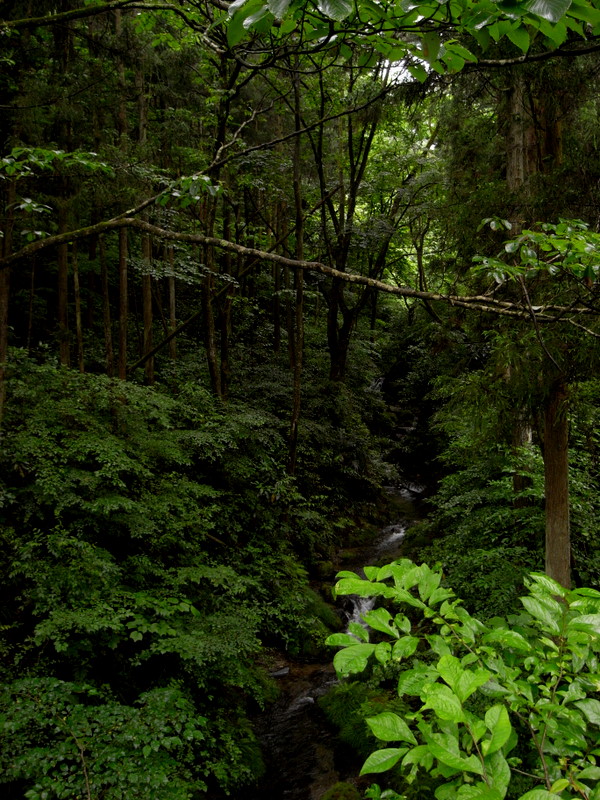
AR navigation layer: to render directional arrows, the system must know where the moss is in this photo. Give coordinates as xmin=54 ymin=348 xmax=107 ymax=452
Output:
xmin=320 ymin=781 xmax=361 ymax=800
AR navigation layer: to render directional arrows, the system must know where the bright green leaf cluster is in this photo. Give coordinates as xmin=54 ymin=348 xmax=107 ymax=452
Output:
xmin=328 ymin=559 xmax=600 ymax=799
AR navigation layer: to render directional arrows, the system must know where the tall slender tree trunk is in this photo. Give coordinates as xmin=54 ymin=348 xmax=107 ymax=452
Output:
xmin=99 ymin=236 xmax=114 ymax=376
xmin=202 ymin=270 xmax=221 ymax=398
xmin=0 ymin=181 xmax=15 ymax=423
xmin=167 ymin=247 xmax=177 ymax=361
xmin=72 ymin=242 xmax=84 ymax=372
xmin=57 ymin=204 xmax=70 ymax=367
xmin=543 ymin=378 xmax=570 ymax=588
xmin=118 ymin=228 xmax=128 ymax=380
xmin=141 ymin=231 xmax=154 ymax=384
xmin=288 ymin=66 xmax=305 ymax=475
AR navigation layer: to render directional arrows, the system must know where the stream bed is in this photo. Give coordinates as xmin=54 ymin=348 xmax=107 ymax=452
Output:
xmin=243 ymin=486 xmax=423 ymax=800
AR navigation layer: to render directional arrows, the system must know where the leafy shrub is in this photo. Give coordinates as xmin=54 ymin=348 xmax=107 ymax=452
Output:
xmin=328 ymin=559 xmax=600 ymax=800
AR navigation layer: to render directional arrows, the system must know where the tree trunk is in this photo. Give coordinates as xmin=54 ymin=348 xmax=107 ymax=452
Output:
xmin=141 ymin=232 xmax=154 ymax=384
xmin=0 ymin=180 xmax=16 ymax=423
xmin=72 ymin=242 xmax=84 ymax=372
xmin=118 ymin=228 xmax=128 ymax=380
xmin=99 ymin=236 xmax=114 ymax=377
xmin=288 ymin=67 xmax=304 ymax=475
xmin=543 ymin=379 xmax=570 ymax=589
xmin=202 ymin=271 xmax=221 ymax=398
xmin=57 ymin=204 xmax=70 ymax=367
xmin=168 ymin=247 xmax=177 ymax=360
xmin=220 ymin=289 xmax=233 ymax=401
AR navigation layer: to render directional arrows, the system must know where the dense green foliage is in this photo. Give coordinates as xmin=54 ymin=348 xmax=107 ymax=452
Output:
xmin=329 ymin=559 xmax=600 ymax=800
xmin=0 ymin=352 xmax=379 ymax=798
xmin=3 ymin=0 xmax=600 ymax=797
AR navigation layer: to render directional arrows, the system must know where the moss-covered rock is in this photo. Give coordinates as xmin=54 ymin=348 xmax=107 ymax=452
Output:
xmin=320 ymin=780 xmax=361 ymax=800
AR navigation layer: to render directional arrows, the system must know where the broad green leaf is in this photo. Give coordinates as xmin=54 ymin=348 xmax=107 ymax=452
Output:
xmin=398 ymin=665 xmax=440 ymax=695
xmin=506 ymin=25 xmax=530 ymax=52
xmin=325 ymin=632 xmax=364 ymax=646
xmin=348 ymin=621 xmax=370 ymax=642
xmin=375 ymin=641 xmax=392 ymax=664
xmin=363 ymin=607 xmax=400 ymax=637
xmin=525 ymin=0 xmax=572 ymax=23
xmin=429 ymin=587 xmax=455 ymax=605
xmin=577 ymin=766 xmax=600 ymax=780
xmin=456 ymin=785 xmax=503 ymax=799
xmin=575 ymin=698 xmax=600 ymax=726
xmin=457 ymin=669 xmax=493 ymax=703
xmin=482 ymin=629 xmax=532 ymax=652
xmin=266 ymin=0 xmax=292 ymax=17
xmin=366 ymin=711 xmax=418 ymax=744
xmin=407 ymin=63 xmax=429 ymax=82
xmin=484 ymin=750 xmax=511 ymax=798
xmin=418 ymin=568 xmax=442 ymax=602
xmin=550 ymin=779 xmax=570 ymax=793
xmin=421 ymin=683 xmax=465 ymax=722
xmin=318 ymin=0 xmax=353 ymax=21
xmin=333 ymin=643 xmax=376 ymax=677
xmin=360 ymin=747 xmax=406 ymax=774
xmin=517 ymin=791 xmax=559 ymax=800
xmin=568 ymin=614 xmax=600 ymax=635
xmin=528 ymin=572 xmax=568 ymax=597
xmin=227 ymin=0 xmax=267 ymax=46
xmin=437 ymin=654 xmax=462 ymax=693
xmin=421 ymin=731 xmax=484 ymax=774
xmin=569 ymin=0 xmax=600 ymax=24
xmin=444 ymin=42 xmax=478 ymax=62
xmin=421 ymin=32 xmax=441 ymax=63
xmin=334 ymin=577 xmax=393 ymax=598
xmin=392 ymin=635 xmax=420 ymax=660
xmin=484 ymin=705 xmax=513 ymax=756
xmin=520 ymin=595 xmax=562 ymax=634
xmin=363 ymin=566 xmax=379 ymax=580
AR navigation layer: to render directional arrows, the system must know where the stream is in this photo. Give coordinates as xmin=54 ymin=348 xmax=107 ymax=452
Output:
xmin=243 ymin=486 xmax=423 ymax=800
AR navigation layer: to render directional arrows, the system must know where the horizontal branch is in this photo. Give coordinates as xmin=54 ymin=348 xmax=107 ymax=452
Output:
xmin=3 ymin=216 xmax=590 ymax=332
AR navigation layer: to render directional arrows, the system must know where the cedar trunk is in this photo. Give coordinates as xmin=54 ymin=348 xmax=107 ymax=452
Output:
xmin=543 ymin=379 xmax=570 ymax=589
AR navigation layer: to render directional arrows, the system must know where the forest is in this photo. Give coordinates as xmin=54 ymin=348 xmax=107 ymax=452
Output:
xmin=3 ymin=1 xmax=600 ymax=799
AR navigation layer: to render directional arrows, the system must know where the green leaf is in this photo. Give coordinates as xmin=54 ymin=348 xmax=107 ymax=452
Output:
xmin=506 ymin=25 xmax=530 ymax=52
xmin=348 ymin=621 xmax=370 ymax=642
xmin=334 ymin=577 xmax=393 ymax=598
xmin=360 ymin=747 xmax=407 ymax=774
xmin=457 ymin=669 xmax=493 ymax=703
xmin=568 ymin=614 xmax=600 ymax=635
xmin=421 ymin=32 xmax=441 ymax=63
xmin=482 ymin=629 xmax=532 ymax=652
xmin=421 ymin=683 xmax=465 ymax=722
xmin=421 ymin=730 xmax=484 ymax=775
xmin=333 ymin=643 xmax=376 ymax=677
xmin=520 ymin=595 xmax=562 ymax=634
xmin=483 ymin=705 xmax=512 ymax=756
xmin=407 ymin=63 xmax=429 ymax=82
xmin=437 ymin=654 xmax=462 ymax=693
xmin=577 ymin=767 xmax=600 ymax=780
xmin=575 ymin=699 xmax=600 ymax=726
xmin=525 ymin=0 xmax=572 ymax=23
xmin=398 ymin=664 xmax=440 ymax=695
xmin=484 ymin=750 xmax=511 ymax=798
xmin=363 ymin=607 xmax=400 ymax=637
xmin=326 ymin=632 xmax=364 ymax=646
xmin=317 ymin=0 xmax=353 ymax=21
xmin=375 ymin=641 xmax=392 ymax=665
xmin=366 ymin=712 xmax=418 ymax=744
xmin=266 ymin=0 xmax=292 ymax=17
xmin=517 ymin=791 xmax=559 ymax=800
xmin=392 ymin=635 xmax=420 ymax=660
xmin=528 ymin=572 xmax=568 ymax=597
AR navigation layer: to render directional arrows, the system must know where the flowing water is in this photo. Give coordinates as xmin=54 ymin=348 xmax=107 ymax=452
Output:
xmin=244 ymin=486 xmax=422 ymax=800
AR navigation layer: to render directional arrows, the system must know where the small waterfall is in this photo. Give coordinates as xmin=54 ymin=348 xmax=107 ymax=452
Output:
xmin=243 ymin=490 xmax=419 ymax=800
